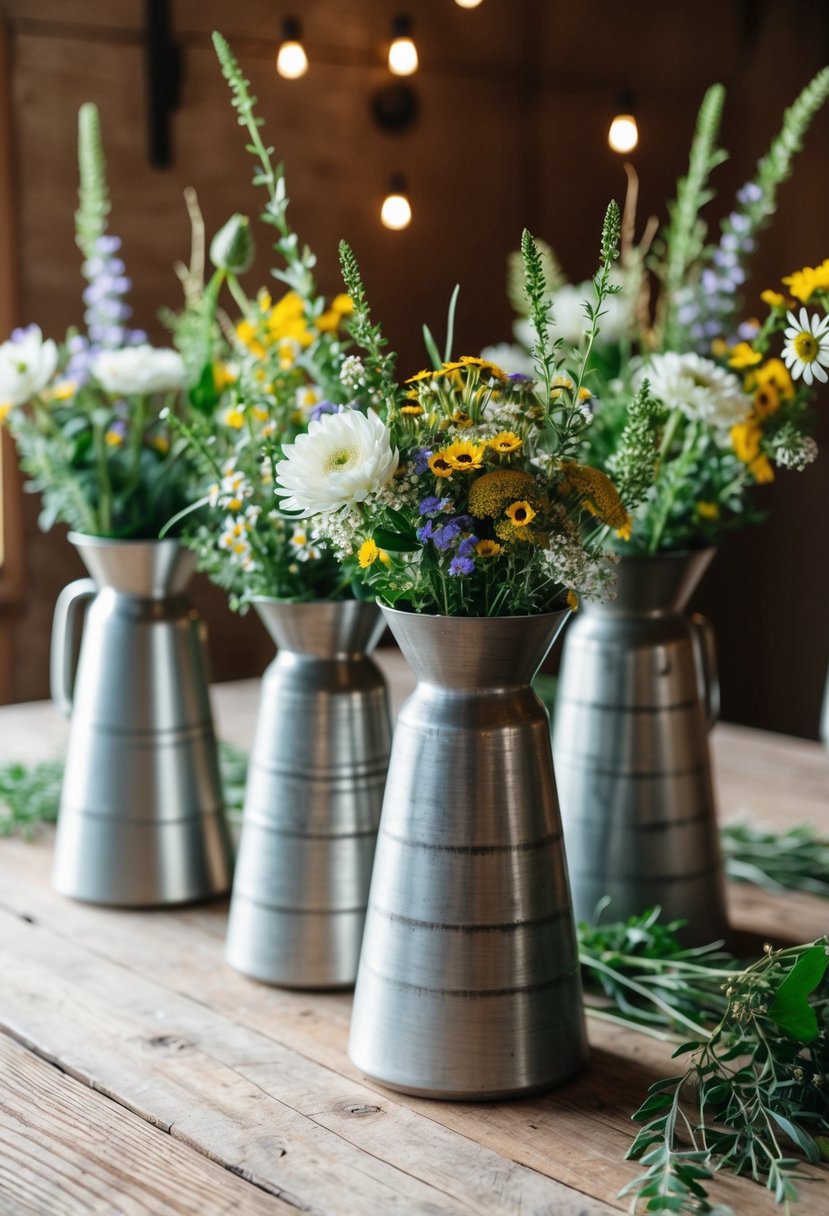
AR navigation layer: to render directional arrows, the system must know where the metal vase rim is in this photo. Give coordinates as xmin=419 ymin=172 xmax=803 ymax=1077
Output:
xmin=68 ymin=531 xmax=196 ymax=598
xmin=591 ymin=548 xmax=716 ymax=617
xmin=251 ymin=596 xmax=387 ymax=659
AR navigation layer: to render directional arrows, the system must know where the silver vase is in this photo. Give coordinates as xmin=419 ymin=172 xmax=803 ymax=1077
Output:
xmin=225 ymin=599 xmax=391 ymax=988
xmin=552 ymin=550 xmax=727 ymax=944
xmin=348 ymin=608 xmax=587 ymax=1099
xmin=50 ymin=534 xmax=232 ymax=906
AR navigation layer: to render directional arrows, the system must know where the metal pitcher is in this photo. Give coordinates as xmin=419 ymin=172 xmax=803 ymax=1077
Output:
xmin=552 ymin=549 xmax=727 ymax=944
xmin=51 ymin=533 xmax=232 ymax=906
xmin=348 ymin=608 xmax=588 ymax=1099
xmin=225 ymin=599 xmax=391 ymax=988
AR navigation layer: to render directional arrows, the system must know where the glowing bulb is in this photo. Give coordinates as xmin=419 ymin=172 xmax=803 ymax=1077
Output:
xmin=388 ymin=16 xmax=418 ymax=76
xmin=608 ymin=113 xmax=638 ymax=154
xmin=381 ymin=178 xmax=412 ymax=231
xmin=389 ymin=36 xmax=418 ymax=75
xmin=276 ymin=19 xmax=308 ymax=79
xmin=455 ymin=0 xmax=484 ymax=7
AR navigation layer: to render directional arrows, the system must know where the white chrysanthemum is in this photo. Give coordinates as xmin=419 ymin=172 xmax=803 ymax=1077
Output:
xmin=479 ymin=343 xmax=535 ymax=377
xmin=274 ymin=408 xmax=398 ymax=517
xmin=637 ymin=352 xmax=750 ymax=430
xmin=782 ymin=308 xmax=829 ymax=386
xmin=92 ymin=345 xmax=184 ymax=395
xmin=0 ymin=326 xmax=59 ymax=407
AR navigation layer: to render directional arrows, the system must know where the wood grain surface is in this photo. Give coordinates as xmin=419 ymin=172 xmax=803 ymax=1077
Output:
xmin=0 ymin=663 xmax=827 ymax=1214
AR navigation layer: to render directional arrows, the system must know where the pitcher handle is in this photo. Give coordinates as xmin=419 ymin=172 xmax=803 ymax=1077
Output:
xmin=50 ymin=578 xmax=97 ymax=718
xmin=689 ymin=612 xmax=720 ymax=730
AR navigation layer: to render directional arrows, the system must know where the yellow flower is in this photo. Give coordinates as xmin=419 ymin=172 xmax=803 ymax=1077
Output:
xmin=104 ymin=428 xmax=124 ymax=448
xmin=559 ymin=461 xmax=630 ymax=533
xmin=315 ymin=310 xmax=342 ymax=333
xmin=469 ymin=469 xmax=536 ymax=518
xmin=728 ymin=342 xmax=762 ymax=369
xmin=761 ymin=289 xmax=786 ymax=309
xmin=278 ymin=338 xmax=299 ymax=369
xmin=696 ymin=501 xmax=720 ymax=521
xmin=222 ymin=407 xmax=246 ymax=429
xmin=49 ymin=379 xmax=77 ymax=401
xmin=475 ymin=539 xmax=502 ymax=558
xmin=332 ymin=293 xmax=354 ymax=316
xmin=405 ymin=368 xmax=436 ymax=384
xmin=488 ymin=431 xmax=522 ymax=454
xmin=505 ymin=500 xmax=536 ymax=527
xmin=0 ymin=402 xmax=11 ymax=424
xmin=401 ymin=404 xmax=423 ymax=416
xmin=747 ymin=358 xmax=794 ymax=400
xmin=494 ymin=518 xmax=547 ymax=546
xmin=782 ymin=259 xmax=829 ymax=303
xmin=358 ymin=538 xmax=385 ymax=568
xmin=550 ymin=374 xmax=574 ymax=400
xmin=615 ymin=519 xmax=632 ymax=542
xmin=752 ymin=382 xmax=780 ymax=419
xmin=428 ymin=452 xmax=454 ymax=478
xmin=213 ymin=363 xmax=237 ymax=392
xmin=710 ymin=338 xmax=729 ymax=358
xmin=151 ymin=434 xmax=170 ymax=454
xmin=566 ymin=589 xmax=579 ymax=612
xmin=270 ymin=290 xmax=305 ymax=325
xmin=730 ymin=420 xmax=775 ymax=483
xmin=577 ymin=387 xmax=592 ymax=402
xmin=443 ymin=439 xmax=486 ymax=471
xmin=451 ymin=410 xmax=473 ymax=428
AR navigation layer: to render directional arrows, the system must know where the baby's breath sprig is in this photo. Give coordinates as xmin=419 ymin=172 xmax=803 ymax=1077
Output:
xmin=338 ymin=239 xmax=399 ymax=415
xmin=657 ymin=83 xmax=727 ymax=346
xmin=74 ymin=102 xmax=110 ymax=261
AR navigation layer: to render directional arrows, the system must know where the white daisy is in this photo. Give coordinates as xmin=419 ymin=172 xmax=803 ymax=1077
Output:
xmin=92 ymin=345 xmax=184 ymax=395
xmin=0 ymin=326 xmax=59 ymax=407
xmin=636 ymin=352 xmax=750 ymax=430
xmin=274 ymin=408 xmax=398 ymax=517
xmin=782 ymin=308 xmax=829 ymax=386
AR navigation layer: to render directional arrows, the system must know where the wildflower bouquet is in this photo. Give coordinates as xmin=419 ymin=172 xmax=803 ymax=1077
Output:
xmin=0 ymin=104 xmax=193 ymax=539
xmin=494 ymin=70 xmax=829 ymax=554
xmin=274 ymin=210 xmax=648 ymax=618
xmin=164 ymin=34 xmax=363 ymax=608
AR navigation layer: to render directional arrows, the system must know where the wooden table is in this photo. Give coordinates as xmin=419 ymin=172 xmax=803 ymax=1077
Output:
xmin=0 ymin=651 xmax=827 ymax=1216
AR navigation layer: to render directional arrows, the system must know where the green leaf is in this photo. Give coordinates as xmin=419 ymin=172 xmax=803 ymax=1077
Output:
xmin=768 ymin=943 xmax=829 ymax=1041
xmin=767 ymin=1111 xmax=821 ymax=1163
xmin=422 ymin=323 xmax=442 ymax=371
xmin=372 ymin=527 xmax=418 ymax=553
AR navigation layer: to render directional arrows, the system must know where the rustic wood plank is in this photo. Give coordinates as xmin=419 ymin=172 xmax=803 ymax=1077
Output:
xmin=0 ymin=892 xmax=616 ymax=1216
xmin=0 ymin=1031 xmax=295 ymax=1216
xmin=0 ymin=838 xmax=826 ymax=1214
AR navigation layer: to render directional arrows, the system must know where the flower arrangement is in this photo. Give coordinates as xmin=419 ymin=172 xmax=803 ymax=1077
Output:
xmin=163 ymin=35 xmax=366 ymax=608
xmin=490 ymin=70 xmax=829 ymax=554
xmin=274 ymin=212 xmax=649 ymax=617
xmin=0 ymin=104 xmax=192 ymax=538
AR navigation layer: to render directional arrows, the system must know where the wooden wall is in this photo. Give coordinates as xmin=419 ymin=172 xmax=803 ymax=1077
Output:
xmin=1 ymin=0 xmax=828 ymax=736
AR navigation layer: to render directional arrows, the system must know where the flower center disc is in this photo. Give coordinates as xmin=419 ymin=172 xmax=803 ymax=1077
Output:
xmin=794 ymin=333 xmax=818 ymax=362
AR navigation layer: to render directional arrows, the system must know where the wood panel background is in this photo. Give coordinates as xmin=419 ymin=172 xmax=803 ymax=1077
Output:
xmin=0 ymin=0 xmax=827 ymax=736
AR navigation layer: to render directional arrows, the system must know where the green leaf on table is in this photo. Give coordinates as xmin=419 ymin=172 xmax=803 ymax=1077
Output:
xmin=768 ymin=943 xmax=829 ymax=1041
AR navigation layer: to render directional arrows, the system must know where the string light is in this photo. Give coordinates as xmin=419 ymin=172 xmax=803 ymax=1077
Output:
xmin=455 ymin=0 xmax=484 ymax=7
xmin=276 ymin=18 xmax=308 ymax=79
xmin=388 ymin=15 xmax=418 ymax=77
xmin=608 ymin=91 xmax=638 ymax=153
xmin=381 ymin=175 xmax=412 ymax=230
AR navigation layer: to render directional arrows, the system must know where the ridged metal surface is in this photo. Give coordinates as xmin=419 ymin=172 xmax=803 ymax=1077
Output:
xmin=348 ymin=608 xmax=588 ymax=1099
xmin=225 ymin=599 xmax=391 ymax=988
xmin=51 ymin=535 xmax=232 ymax=907
xmin=552 ymin=550 xmax=727 ymax=944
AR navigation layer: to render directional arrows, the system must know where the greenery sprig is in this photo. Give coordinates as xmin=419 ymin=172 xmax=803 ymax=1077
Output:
xmin=521 ymin=227 xmax=559 ymax=405
xmin=605 ymin=377 xmax=666 ymax=512
xmin=722 ymin=821 xmax=829 ymax=900
xmin=338 ymin=239 xmax=399 ymax=413
xmin=74 ymin=102 xmax=110 ymax=261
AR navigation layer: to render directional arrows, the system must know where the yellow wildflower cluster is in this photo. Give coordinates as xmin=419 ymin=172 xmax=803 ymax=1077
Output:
xmin=730 ymin=420 xmax=774 ymax=483
xmin=234 ymin=290 xmax=352 ymax=367
xmin=468 ymin=469 xmax=538 ymax=518
xmin=558 ymin=462 xmax=631 ymax=536
xmin=781 ymin=259 xmax=829 ymax=304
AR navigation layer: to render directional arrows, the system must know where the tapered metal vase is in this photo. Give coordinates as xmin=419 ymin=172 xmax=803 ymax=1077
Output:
xmin=51 ymin=534 xmax=232 ymax=906
xmin=348 ymin=608 xmax=587 ymax=1100
xmin=225 ymin=599 xmax=391 ymax=988
xmin=552 ymin=550 xmax=727 ymax=944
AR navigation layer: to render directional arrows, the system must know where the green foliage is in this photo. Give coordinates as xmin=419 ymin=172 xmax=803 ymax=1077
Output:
xmin=656 ymin=84 xmax=727 ymax=346
xmin=520 ymin=228 xmax=558 ymax=403
xmin=74 ymin=103 xmax=110 ymax=261
xmin=338 ymin=239 xmax=399 ymax=411
xmin=605 ymin=378 xmax=666 ymax=512
xmin=722 ymin=821 xmax=829 ymax=900
xmin=507 ymin=237 xmax=566 ymax=317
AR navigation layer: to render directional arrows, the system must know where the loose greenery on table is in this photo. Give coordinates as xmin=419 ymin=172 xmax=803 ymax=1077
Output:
xmin=580 ymin=910 xmax=829 ymax=1215
xmin=721 ymin=821 xmax=829 ymax=900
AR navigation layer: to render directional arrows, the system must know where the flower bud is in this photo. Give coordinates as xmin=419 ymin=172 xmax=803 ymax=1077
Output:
xmin=210 ymin=214 xmax=254 ymax=274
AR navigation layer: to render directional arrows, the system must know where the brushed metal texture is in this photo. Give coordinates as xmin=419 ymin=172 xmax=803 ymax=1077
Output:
xmin=348 ymin=608 xmax=588 ymax=1099
xmin=51 ymin=535 xmax=232 ymax=906
xmin=552 ymin=550 xmax=727 ymax=944
xmin=225 ymin=599 xmax=391 ymax=988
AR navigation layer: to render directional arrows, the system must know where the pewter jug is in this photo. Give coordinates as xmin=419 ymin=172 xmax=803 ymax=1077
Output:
xmin=552 ymin=550 xmax=727 ymax=944
xmin=51 ymin=534 xmax=232 ymax=906
xmin=348 ymin=608 xmax=587 ymax=1099
xmin=225 ymin=599 xmax=391 ymax=988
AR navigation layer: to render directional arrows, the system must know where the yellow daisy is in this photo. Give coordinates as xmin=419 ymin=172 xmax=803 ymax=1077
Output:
xmin=428 ymin=452 xmax=454 ymax=478
xmin=728 ymin=342 xmax=762 ymax=370
xmin=443 ymin=439 xmax=486 ymax=471
xmin=475 ymin=539 xmax=502 ymax=558
xmin=488 ymin=431 xmax=522 ymax=454
xmin=505 ymin=500 xmax=536 ymax=527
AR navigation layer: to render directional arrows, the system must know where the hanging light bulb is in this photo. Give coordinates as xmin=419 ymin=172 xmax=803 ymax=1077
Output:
xmin=381 ymin=174 xmax=412 ymax=230
xmin=388 ymin=15 xmax=418 ymax=77
xmin=276 ymin=18 xmax=308 ymax=79
xmin=455 ymin=0 xmax=484 ymax=8
xmin=608 ymin=91 xmax=638 ymax=153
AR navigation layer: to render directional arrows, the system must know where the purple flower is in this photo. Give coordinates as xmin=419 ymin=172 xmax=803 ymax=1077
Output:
xmin=508 ymin=372 xmax=531 ymax=384
xmin=457 ymin=535 xmax=478 ymax=558
xmin=418 ymin=495 xmax=450 ymax=516
xmin=96 ymin=234 xmax=122 ymax=255
xmin=432 ymin=521 xmax=462 ymax=551
xmin=416 ymin=519 xmax=436 ymax=543
xmin=309 ymin=400 xmax=338 ymax=422
xmin=449 ymin=554 xmax=475 ymax=577
xmin=412 ymin=447 xmax=433 ymax=475
xmin=736 ymin=181 xmax=763 ymax=206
